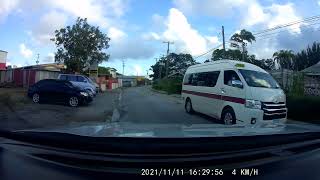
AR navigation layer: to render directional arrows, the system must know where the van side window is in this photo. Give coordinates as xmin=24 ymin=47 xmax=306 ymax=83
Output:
xmin=183 ymin=74 xmax=193 ymax=85
xmin=224 ymin=70 xmax=241 ymax=86
xmin=191 ymin=73 xmax=199 ymax=86
xmin=206 ymin=71 xmax=220 ymax=87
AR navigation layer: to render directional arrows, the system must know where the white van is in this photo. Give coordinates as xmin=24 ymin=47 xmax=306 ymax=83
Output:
xmin=182 ymin=60 xmax=287 ymax=126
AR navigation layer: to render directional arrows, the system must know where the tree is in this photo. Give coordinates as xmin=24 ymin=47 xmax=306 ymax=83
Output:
xmin=294 ymin=42 xmax=320 ymax=71
xmin=98 ymin=66 xmax=111 ymax=75
xmin=211 ymin=49 xmax=242 ymax=61
xmin=52 ymin=17 xmax=110 ymax=73
xmin=150 ymin=53 xmax=198 ymax=80
xmin=273 ymin=50 xmax=295 ymax=70
xmin=230 ymin=29 xmax=256 ymax=62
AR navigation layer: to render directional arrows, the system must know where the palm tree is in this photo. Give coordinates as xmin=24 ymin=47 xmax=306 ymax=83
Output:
xmin=230 ymin=29 xmax=256 ymax=61
xmin=272 ymin=50 xmax=295 ymax=70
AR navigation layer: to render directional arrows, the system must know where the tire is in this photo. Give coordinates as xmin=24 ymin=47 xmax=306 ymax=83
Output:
xmin=69 ymin=96 xmax=79 ymax=107
xmin=32 ymin=93 xmax=40 ymax=103
xmin=221 ymin=107 xmax=236 ymax=125
xmin=185 ymin=98 xmax=194 ymax=114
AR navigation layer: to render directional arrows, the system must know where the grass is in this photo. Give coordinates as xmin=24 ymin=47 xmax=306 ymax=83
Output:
xmin=287 ymin=95 xmax=320 ymax=124
xmin=152 ymin=78 xmax=182 ymax=94
xmin=0 ymin=88 xmax=31 ymax=110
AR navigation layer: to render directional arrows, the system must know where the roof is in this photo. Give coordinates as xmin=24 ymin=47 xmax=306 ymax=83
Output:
xmin=187 ymin=59 xmax=266 ymax=73
xmin=20 ymin=63 xmax=64 ymax=71
xmin=301 ymin=62 xmax=320 ymax=75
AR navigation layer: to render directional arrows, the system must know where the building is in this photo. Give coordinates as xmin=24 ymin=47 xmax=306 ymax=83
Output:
xmin=0 ymin=63 xmax=64 ymax=88
xmin=301 ymin=62 xmax=320 ymax=96
xmin=118 ymin=75 xmax=146 ymax=87
xmin=0 ymin=50 xmax=7 ymax=70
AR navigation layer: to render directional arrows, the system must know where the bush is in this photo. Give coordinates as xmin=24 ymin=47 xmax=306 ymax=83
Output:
xmin=152 ymin=78 xmax=182 ymax=94
xmin=287 ymin=95 xmax=320 ymax=123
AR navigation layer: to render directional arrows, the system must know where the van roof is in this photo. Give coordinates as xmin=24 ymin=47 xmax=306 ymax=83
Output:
xmin=187 ymin=59 xmax=267 ymax=73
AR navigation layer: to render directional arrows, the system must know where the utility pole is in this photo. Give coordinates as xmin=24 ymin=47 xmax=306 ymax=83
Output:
xmin=222 ymin=26 xmax=225 ymax=51
xmin=122 ymin=59 xmax=125 ymax=76
xmin=36 ymin=53 xmax=40 ymax=65
xmin=242 ymin=42 xmax=245 ymax=61
xmin=163 ymin=41 xmax=174 ymax=77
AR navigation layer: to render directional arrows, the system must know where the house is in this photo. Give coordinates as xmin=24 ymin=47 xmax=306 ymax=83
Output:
xmin=301 ymin=62 xmax=320 ymax=96
xmin=0 ymin=63 xmax=65 ymax=88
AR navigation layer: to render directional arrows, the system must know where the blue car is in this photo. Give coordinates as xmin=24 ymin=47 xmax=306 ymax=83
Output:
xmin=27 ymin=79 xmax=93 ymax=107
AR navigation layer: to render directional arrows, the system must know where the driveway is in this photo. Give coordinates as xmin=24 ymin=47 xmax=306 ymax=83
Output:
xmin=0 ymin=88 xmax=120 ymax=130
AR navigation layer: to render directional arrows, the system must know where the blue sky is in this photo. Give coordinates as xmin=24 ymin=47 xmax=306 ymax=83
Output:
xmin=1 ymin=0 xmax=320 ymax=75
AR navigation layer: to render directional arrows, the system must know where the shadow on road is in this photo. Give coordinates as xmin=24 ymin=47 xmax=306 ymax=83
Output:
xmin=191 ymin=112 xmax=224 ymax=124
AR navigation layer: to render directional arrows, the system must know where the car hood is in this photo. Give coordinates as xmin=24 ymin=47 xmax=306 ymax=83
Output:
xmin=15 ymin=122 xmax=320 ymax=137
xmin=247 ymin=87 xmax=286 ymax=103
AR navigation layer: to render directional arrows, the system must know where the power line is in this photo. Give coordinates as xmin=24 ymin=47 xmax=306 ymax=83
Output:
xmin=194 ymin=44 xmax=224 ymax=59
xmin=255 ymin=28 xmax=320 ymax=41
xmin=255 ymin=21 xmax=320 ymax=38
xmin=253 ymin=15 xmax=320 ymax=36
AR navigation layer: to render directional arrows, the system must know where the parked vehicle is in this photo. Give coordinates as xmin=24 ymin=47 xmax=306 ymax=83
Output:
xmin=84 ymin=76 xmax=100 ymax=93
xmin=27 ymin=79 xmax=93 ymax=107
xmin=182 ymin=60 xmax=287 ymax=126
xmin=57 ymin=74 xmax=97 ymax=96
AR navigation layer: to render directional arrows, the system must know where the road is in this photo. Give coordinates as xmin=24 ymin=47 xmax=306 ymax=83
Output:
xmin=116 ymin=86 xmax=223 ymax=125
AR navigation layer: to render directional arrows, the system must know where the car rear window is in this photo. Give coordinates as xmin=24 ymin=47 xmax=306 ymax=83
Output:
xmin=59 ymin=75 xmax=67 ymax=80
xmin=77 ymin=76 xmax=86 ymax=82
xmin=67 ymin=76 xmax=77 ymax=81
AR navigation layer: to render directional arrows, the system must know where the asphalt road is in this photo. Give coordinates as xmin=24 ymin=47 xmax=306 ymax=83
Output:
xmin=117 ymin=86 xmax=224 ymax=125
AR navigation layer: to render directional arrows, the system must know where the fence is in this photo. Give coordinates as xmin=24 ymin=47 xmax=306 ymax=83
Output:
xmin=0 ymin=69 xmax=60 ymax=88
xmin=269 ymin=70 xmax=320 ymax=96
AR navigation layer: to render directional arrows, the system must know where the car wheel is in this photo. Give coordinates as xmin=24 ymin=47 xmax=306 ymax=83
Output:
xmin=32 ymin=93 xmax=40 ymax=103
xmin=185 ymin=98 xmax=194 ymax=114
xmin=221 ymin=108 xmax=236 ymax=125
xmin=69 ymin=96 xmax=79 ymax=107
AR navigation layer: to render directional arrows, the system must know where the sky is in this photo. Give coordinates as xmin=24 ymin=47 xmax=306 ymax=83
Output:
xmin=1 ymin=0 xmax=320 ymax=76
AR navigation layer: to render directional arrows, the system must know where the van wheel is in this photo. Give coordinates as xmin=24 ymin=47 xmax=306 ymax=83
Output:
xmin=185 ymin=98 xmax=194 ymax=114
xmin=221 ymin=108 xmax=236 ymax=125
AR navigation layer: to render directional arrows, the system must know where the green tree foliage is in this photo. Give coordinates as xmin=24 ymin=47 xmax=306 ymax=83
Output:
xmin=211 ymin=49 xmax=242 ymax=61
xmin=294 ymin=42 xmax=320 ymax=71
xmin=98 ymin=66 xmax=111 ymax=75
xmin=52 ymin=17 xmax=110 ymax=73
xmin=273 ymin=50 xmax=295 ymax=70
xmin=150 ymin=53 xmax=198 ymax=79
xmin=229 ymin=29 xmax=256 ymax=61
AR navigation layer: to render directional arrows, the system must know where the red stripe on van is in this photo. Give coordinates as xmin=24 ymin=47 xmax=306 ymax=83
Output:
xmin=182 ymin=90 xmax=245 ymax=104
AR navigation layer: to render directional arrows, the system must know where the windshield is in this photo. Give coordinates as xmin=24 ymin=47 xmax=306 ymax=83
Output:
xmin=239 ymin=69 xmax=280 ymax=89
xmin=0 ymin=1 xmax=319 ymax=143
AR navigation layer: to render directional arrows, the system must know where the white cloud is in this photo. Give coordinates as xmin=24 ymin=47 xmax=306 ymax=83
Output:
xmin=142 ymin=32 xmax=161 ymax=41
xmin=0 ymin=0 xmax=19 ymax=22
xmin=42 ymin=53 xmax=55 ymax=63
xmin=31 ymin=10 xmax=68 ymax=45
xmin=19 ymin=44 xmax=33 ymax=59
xmin=173 ymin=0 xmax=245 ymax=17
xmin=267 ymin=3 xmax=302 ymax=33
xmin=46 ymin=0 xmax=128 ymax=28
xmin=133 ymin=65 xmax=143 ymax=76
xmin=159 ymin=8 xmax=220 ymax=56
xmin=243 ymin=2 xmax=269 ymax=26
xmin=108 ymin=27 xmax=127 ymax=41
